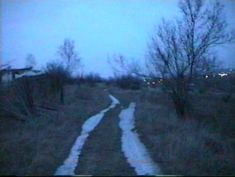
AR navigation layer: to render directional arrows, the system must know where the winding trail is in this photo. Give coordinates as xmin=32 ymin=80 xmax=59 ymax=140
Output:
xmin=119 ymin=102 xmax=161 ymax=175
xmin=55 ymin=94 xmax=160 ymax=175
xmin=75 ymin=101 xmax=135 ymax=175
xmin=55 ymin=95 xmax=119 ymax=175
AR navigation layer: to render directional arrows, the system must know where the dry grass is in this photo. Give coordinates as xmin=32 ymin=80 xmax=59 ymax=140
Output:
xmin=0 ymin=84 xmax=110 ymax=175
xmin=134 ymin=89 xmax=235 ymax=175
xmin=110 ymin=86 xmax=235 ymax=175
xmin=1 ymin=84 xmax=234 ymax=175
xmin=192 ymin=92 xmax=235 ymax=138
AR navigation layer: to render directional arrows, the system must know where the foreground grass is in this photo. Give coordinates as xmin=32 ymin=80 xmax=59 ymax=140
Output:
xmin=135 ymin=89 xmax=235 ymax=175
xmin=0 ymin=84 xmax=110 ymax=175
xmin=112 ymin=87 xmax=235 ymax=175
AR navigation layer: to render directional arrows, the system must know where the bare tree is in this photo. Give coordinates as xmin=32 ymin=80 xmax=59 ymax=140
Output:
xmin=107 ymin=54 xmax=143 ymax=90
xmin=148 ymin=0 xmax=234 ymax=118
xmin=58 ymin=39 xmax=81 ymax=74
xmin=45 ymin=61 xmax=70 ymax=105
xmin=108 ymin=54 xmax=141 ymax=77
xmin=25 ymin=54 xmax=36 ymax=68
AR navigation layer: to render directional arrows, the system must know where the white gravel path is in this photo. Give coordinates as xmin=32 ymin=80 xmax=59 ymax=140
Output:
xmin=119 ymin=102 xmax=161 ymax=175
xmin=55 ymin=95 xmax=119 ymax=175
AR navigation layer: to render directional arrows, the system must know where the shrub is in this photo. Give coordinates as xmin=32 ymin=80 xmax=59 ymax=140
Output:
xmin=76 ymin=73 xmax=104 ymax=87
xmin=44 ymin=62 xmax=70 ymax=104
xmin=0 ymin=76 xmax=37 ymax=121
xmin=114 ymin=75 xmax=142 ymax=90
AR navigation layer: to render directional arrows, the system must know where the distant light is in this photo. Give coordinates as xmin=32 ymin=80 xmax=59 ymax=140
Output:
xmin=152 ymin=81 xmax=155 ymax=84
xmin=205 ymin=75 xmax=209 ymax=78
xmin=218 ymin=73 xmax=228 ymax=77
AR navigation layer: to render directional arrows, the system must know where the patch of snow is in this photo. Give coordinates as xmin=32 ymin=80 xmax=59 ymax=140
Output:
xmin=119 ymin=103 xmax=161 ymax=175
xmin=55 ymin=94 xmax=119 ymax=176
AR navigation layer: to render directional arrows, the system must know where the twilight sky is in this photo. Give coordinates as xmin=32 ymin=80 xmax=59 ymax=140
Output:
xmin=1 ymin=0 xmax=235 ymax=77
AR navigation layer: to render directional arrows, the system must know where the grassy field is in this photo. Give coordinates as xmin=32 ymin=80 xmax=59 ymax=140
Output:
xmin=0 ymin=84 xmax=110 ymax=175
xmin=110 ymin=86 xmax=235 ymax=175
xmin=135 ymin=90 xmax=235 ymax=175
xmin=0 ymin=83 xmax=234 ymax=175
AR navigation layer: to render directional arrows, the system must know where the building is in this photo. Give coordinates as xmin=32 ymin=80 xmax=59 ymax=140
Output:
xmin=0 ymin=66 xmax=41 ymax=84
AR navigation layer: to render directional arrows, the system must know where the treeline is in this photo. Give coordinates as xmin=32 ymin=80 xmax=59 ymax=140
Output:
xmin=0 ymin=62 xmax=144 ymax=123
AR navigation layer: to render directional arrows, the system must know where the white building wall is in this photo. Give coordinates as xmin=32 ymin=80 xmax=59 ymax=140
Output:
xmin=2 ymin=72 xmax=13 ymax=83
xmin=1 ymin=70 xmax=41 ymax=84
xmin=15 ymin=70 xmax=41 ymax=79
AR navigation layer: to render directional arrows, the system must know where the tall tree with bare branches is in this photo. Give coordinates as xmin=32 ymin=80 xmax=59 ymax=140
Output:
xmin=108 ymin=54 xmax=141 ymax=77
xmin=58 ymin=39 xmax=81 ymax=74
xmin=148 ymin=0 xmax=234 ymax=118
xmin=25 ymin=54 xmax=36 ymax=68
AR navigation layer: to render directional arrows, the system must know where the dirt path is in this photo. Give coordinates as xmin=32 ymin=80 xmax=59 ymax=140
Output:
xmin=55 ymin=95 xmax=119 ymax=175
xmin=119 ymin=102 xmax=161 ymax=175
xmin=56 ymin=94 xmax=159 ymax=176
xmin=75 ymin=104 xmax=136 ymax=176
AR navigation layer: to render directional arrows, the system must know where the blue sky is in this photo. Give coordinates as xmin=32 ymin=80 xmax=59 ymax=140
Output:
xmin=1 ymin=0 xmax=235 ymax=77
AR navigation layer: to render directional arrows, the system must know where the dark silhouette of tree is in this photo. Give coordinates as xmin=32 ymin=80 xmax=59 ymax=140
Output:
xmin=45 ymin=61 xmax=70 ymax=105
xmin=147 ymin=0 xmax=234 ymax=119
xmin=25 ymin=54 xmax=36 ymax=68
xmin=58 ymin=39 xmax=81 ymax=74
